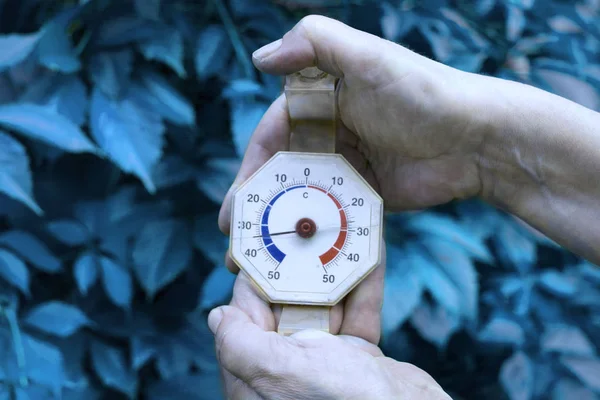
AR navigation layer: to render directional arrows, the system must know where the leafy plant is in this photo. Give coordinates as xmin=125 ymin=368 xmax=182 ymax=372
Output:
xmin=0 ymin=0 xmax=597 ymax=399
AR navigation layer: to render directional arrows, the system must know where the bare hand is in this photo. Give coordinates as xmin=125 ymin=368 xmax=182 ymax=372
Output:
xmin=208 ymin=272 xmax=451 ymax=400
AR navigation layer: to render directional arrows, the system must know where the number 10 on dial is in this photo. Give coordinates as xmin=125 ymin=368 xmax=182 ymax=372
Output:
xmin=230 ymin=152 xmax=383 ymax=305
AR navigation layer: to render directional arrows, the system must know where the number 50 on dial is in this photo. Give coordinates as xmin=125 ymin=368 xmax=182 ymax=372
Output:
xmin=230 ymin=152 xmax=383 ymax=305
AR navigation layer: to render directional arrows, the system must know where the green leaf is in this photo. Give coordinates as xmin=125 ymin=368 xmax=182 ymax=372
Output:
xmin=0 ymin=249 xmax=29 ymax=295
xmin=47 ymin=219 xmax=90 ymax=246
xmin=0 ymin=32 xmax=41 ymax=71
xmin=73 ymin=251 xmax=99 ymax=295
xmin=133 ymin=219 xmax=192 ymax=297
xmin=0 ymin=131 xmax=41 ymax=214
xmin=89 ymin=49 xmax=134 ymax=98
xmin=37 ymin=9 xmax=81 ymax=73
xmin=19 ymin=74 xmax=88 ymax=126
xmin=99 ymin=256 xmax=132 ymax=308
xmin=139 ymin=28 xmax=186 ymax=77
xmin=560 ymin=356 xmax=600 ymax=392
xmin=24 ymin=301 xmax=90 ymax=337
xmin=22 ymin=333 xmax=67 ymax=394
xmin=193 ymin=212 xmax=228 ymax=266
xmin=230 ymin=98 xmax=269 ymax=156
xmin=0 ymin=230 xmax=61 ymax=273
xmin=542 ymin=325 xmax=595 ymax=357
xmin=382 ymin=245 xmax=423 ymax=337
xmin=196 ymin=158 xmax=240 ymax=204
xmin=410 ymin=300 xmax=460 ymax=348
xmin=91 ymin=340 xmax=137 ymax=398
xmin=0 ymin=103 xmax=96 ymax=153
xmin=195 ymin=25 xmax=231 ymax=80
xmin=479 ymin=316 xmax=525 ymax=347
xmin=416 ymin=252 xmax=462 ymax=315
xmin=199 ymin=266 xmax=235 ymax=310
xmin=421 ymin=238 xmax=478 ymax=319
xmin=405 ymin=212 xmax=492 ymax=263
xmin=139 ymin=69 xmax=195 ymax=125
xmin=500 ymin=351 xmax=534 ymax=400
xmin=494 ymin=217 xmax=537 ymax=273
xmin=90 ymin=86 xmax=164 ymax=193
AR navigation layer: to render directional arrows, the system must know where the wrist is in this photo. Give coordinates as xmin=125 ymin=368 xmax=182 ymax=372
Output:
xmin=473 ymin=75 xmax=599 ymax=207
xmin=469 ymin=75 xmax=544 ymax=210
xmin=470 ymin=73 xmax=600 ymax=261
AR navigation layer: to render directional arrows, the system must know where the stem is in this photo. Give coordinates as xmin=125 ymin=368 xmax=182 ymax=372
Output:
xmin=211 ymin=0 xmax=254 ymax=79
xmin=74 ymin=29 xmax=92 ymax=55
xmin=2 ymin=308 xmax=28 ymax=387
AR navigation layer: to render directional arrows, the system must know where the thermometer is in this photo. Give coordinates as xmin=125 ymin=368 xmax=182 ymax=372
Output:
xmin=230 ymin=68 xmax=383 ymax=335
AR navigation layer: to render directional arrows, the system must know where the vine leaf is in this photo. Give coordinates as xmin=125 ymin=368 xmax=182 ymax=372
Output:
xmin=0 ymin=131 xmax=41 ymax=214
xmin=24 ymin=301 xmax=90 ymax=337
xmin=500 ymin=351 xmax=534 ymax=400
xmin=133 ymin=219 xmax=192 ymax=297
xmin=0 ymin=249 xmax=29 ymax=295
xmin=0 ymin=103 xmax=96 ymax=153
xmin=74 ymin=252 xmax=99 ymax=295
xmin=89 ymin=86 xmax=164 ymax=193
xmin=0 ymin=32 xmax=41 ymax=71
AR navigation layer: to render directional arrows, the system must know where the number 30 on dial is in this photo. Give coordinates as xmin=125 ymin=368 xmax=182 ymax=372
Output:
xmin=230 ymin=152 xmax=383 ymax=305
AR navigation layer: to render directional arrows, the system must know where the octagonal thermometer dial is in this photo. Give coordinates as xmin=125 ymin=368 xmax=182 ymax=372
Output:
xmin=230 ymin=152 xmax=383 ymax=305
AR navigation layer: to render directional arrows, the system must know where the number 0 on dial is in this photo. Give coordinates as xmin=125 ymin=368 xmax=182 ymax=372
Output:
xmin=230 ymin=152 xmax=383 ymax=305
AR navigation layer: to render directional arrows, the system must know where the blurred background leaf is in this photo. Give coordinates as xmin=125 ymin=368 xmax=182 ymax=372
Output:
xmin=0 ymin=0 xmax=597 ymax=399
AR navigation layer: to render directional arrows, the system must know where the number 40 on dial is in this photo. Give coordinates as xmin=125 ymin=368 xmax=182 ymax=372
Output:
xmin=230 ymin=152 xmax=383 ymax=305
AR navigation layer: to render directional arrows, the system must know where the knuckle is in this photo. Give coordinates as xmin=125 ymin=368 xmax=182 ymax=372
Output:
xmin=225 ymin=252 xmax=240 ymax=274
xmin=228 ymin=379 xmax=254 ymax=400
xmin=216 ymin=328 xmax=238 ymax=369
xmin=251 ymin=335 xmax=293 ymax=379
xmin=219 ymin=351 xmax=241 ymax=377
xmin=295 ymin=14 xmax=326 ymax=39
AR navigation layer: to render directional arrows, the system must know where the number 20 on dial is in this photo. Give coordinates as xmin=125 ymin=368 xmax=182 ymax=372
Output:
xmin=230 ymin=152 xmax=383 ymax=305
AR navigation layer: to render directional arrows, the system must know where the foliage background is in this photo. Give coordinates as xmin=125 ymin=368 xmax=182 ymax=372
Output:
xmin=0 ymin=0 xmax=598 ymax=399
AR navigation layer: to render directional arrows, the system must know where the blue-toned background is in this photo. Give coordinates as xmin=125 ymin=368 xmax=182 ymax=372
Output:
xmin=0 ymin=0 xmax=598 ymax=399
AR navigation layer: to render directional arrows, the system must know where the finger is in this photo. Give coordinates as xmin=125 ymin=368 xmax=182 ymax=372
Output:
xmin=329 ymin=302 xmax=344 ymax=334
xmin=381 ymin=359 xmax=452 ymax=399
xmin=225 ymin=250 xmax=240 ymax=274
xmin=336 ymin=126 xmax=382 ymax=195
xmin=252 ymin=15 xmax=397 ymax=79
xmin=229 ymin=271 xmax=276 ymax=331
xmin=221 ymin=369 xmax=263 ymax=400
xmin=339 ymin=243 xmax=386 ymax=344
xmin=337 ymin=334 xmax=384 ymax=357
xmin=208 ymin=306 xmax=298 ymax=384
xmin=218 ymin=94 xmax=290 ymax=236
xmin=215 ymin=301 xmax=274 ymax=400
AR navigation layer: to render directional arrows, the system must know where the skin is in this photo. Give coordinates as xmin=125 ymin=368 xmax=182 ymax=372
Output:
xmin=211 ymin=15 xmax=600 ymax=400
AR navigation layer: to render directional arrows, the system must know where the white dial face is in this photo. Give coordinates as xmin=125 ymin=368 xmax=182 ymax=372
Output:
xmin=230 ymin=152 xmax=383 ymax=305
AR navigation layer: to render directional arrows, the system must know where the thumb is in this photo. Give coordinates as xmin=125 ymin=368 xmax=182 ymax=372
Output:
xmin=208 ymin=306 xmax=298 ymax=383
xmin=252 ymin=15 xmax=407 ymax=78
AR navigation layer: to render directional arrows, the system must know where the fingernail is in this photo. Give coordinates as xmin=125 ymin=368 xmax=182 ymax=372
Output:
xmin=253 ymin=39 xmax=282 ymax=61
xmin=208 ymin=308 xmax=224 ymax=334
